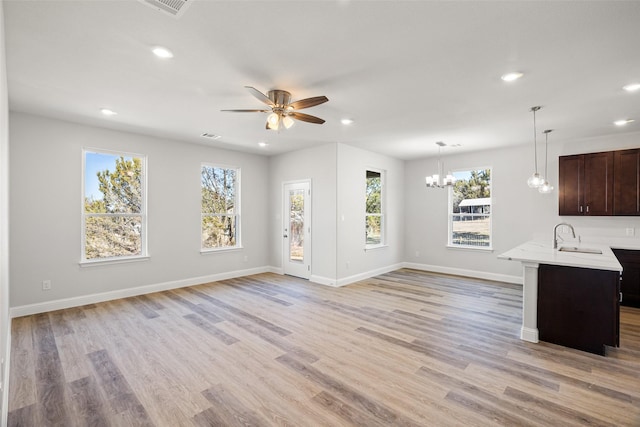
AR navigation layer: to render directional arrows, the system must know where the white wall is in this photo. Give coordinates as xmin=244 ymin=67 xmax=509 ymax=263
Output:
xmin=268 ymin=142 xmax=405 ymax=286
xmin=268 ymin=143 xmax=337 ymax=283
xmin=336 ymin=143 xmax=404 ymax=282
xmin=9 ymin=112 xmax=270 ymax=310
xmin=0 ymin=1 xmax=10 ymax=421
xmin=404 ymin=131 xmax=640 ymax=282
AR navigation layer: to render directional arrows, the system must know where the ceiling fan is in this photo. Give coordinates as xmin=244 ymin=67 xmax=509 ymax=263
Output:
xmin=222 ymin=86 xmax=329 ymax=130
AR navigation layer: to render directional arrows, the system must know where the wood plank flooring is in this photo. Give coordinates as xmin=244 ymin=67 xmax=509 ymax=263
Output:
xmin=7 ymin=269 xmax=640 ymax=426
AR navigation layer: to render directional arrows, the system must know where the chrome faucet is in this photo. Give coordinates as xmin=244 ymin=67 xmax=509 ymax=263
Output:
xmin=553 ymin=222 xmax=576 ymax=249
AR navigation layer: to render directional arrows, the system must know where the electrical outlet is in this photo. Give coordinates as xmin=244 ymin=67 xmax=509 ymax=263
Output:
xmin=415 ymin=251 xmax=420 ymax=257
xmin=243 ymin=255 xmax=248 ymax=262
xmin=346 ymin=261 xmax=350 ymax=269
xmin=627 ymin=228 xmax=635 ymax=237
xmin=42 ymin=280 xmax=51 ymax=290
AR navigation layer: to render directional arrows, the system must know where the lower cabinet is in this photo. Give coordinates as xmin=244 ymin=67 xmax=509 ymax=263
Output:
xmin=612 ymin=249 xmax=640 ymax=308
xmin=537 ymin=264 xmax=620 ymax=355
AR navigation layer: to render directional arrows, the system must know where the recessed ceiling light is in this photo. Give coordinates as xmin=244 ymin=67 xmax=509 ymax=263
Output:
xmin=614 ymin=119 xmax=635 ymax=126
xmin=201 ymin=133 xmax=221 ymax=139
xmin=258 ymin=142 xmax=269 ymax=147
xmin=501 ymin=72 xmax=524 ymax=82
xmin=341 ymin=118 xmax=354 ymax=125
xmin=100 ymin=108 xmax=117 ymax=116
xmin=152 ymin=46 xmax=174 ymax=59
xmin=623 ymin=83 xmax=640 ymax=92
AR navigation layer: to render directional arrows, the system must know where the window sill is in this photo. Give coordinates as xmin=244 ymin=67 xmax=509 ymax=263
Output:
xmin=446 ymin=244 xmax=494 ymax=253
xmin=365 ymin=244 xmax=388 ymax=252
xmin=79 ymin=255 xmax=150 ymax=268
xmin=200 ymin=246 xmax=244 ymax=255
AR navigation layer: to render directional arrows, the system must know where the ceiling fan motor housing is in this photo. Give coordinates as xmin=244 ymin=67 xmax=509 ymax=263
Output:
xmin=268 ymin=90 xmax=292 ymax=108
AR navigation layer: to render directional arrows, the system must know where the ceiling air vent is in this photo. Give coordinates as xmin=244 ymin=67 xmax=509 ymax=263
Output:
xmin=138 ymin=0 xmax=191 ymax=18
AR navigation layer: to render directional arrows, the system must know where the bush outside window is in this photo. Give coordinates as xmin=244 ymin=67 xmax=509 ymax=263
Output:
xmin=366 ymin=169 xmax=384 ymax=247
xmin=202 ymin=165 xmax=240 ymax=250
xmin=82 ymin=150 xmax=146 ymax=261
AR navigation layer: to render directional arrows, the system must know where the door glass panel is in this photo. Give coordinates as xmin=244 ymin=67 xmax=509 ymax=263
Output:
xmin=289 ymin=189 xmax=304 ymax=262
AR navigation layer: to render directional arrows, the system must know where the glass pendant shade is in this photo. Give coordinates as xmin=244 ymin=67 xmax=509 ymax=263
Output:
xmin=538 ymin=180 xmax=554 ymax=194
xmin=267 ymin=112 xmax=280 ymax=130
xmin=444 ymin=174 xmax=455 ymax=186
xmin=527 ymin=172 xmax=544 ymax=188
xmin=282 ymin=115 xmax=295 ymax=129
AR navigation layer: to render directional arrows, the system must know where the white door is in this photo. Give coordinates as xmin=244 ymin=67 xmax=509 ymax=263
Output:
xmin=283 ymin=181 xmax=311 ymax=279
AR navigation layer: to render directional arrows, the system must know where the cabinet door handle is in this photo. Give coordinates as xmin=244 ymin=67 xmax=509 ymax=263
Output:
xmin=586 ymin=205 xmax=589 ymax=213
xmin=579 ymin=205 xmax=583 ymax=213
xmin=620 ymin=292 xmax=623 ymax=303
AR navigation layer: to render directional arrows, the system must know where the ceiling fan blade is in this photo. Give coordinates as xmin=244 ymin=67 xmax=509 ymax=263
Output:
xmin=289 ymin=95 xmax=329 ymax=110
xmin=245 ymin=86 xmax=275 ymax=107
xmin=220 ymin=109 xmax=270 ymax=112
xmin=290 ymin=112 xmax=326 ymax=124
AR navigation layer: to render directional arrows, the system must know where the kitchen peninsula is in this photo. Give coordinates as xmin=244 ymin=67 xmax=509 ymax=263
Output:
xmin=499 ymin=240 xmax=622 ymax=355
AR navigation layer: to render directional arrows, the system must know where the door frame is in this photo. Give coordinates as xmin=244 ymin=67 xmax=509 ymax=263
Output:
xmin=282 ymin=179 xmax=311 ymax=279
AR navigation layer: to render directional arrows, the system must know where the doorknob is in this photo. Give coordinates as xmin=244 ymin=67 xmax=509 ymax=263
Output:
xmin=283 ymin=234 xmax=288 ymax=238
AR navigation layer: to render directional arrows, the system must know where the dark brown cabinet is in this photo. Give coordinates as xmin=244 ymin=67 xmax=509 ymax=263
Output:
xmin=612 ymin=249 xmax=640 ymax=308
xmin=614 ymin=149 xmax=640 ymax=215
xmin=559 ymin=152 xmax=614 ymax=216
xmin=538 ymin=264 xmax=620 ymax=355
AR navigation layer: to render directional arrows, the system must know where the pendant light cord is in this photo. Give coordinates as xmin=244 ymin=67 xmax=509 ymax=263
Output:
xmin=544 ymin=130 xmax=548 ymax=177
xmin=543 ymin=129 xmax=553 ymax=179
xmin=532 ymin=107 xmax=539 ymax=173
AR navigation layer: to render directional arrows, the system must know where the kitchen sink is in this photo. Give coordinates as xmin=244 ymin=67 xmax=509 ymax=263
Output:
xmin=558 ymin=246 xmax=602 ymax=254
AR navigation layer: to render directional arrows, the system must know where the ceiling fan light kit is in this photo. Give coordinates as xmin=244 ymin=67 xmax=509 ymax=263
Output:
xmin=222 ymin=86 xmax=328 ymax=131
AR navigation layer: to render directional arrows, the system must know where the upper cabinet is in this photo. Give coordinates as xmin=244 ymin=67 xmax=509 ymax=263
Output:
xmin=614 ymin=149 xmax=640 ymax=215
xmin=559 ymin=152 xmax=614 ymax=216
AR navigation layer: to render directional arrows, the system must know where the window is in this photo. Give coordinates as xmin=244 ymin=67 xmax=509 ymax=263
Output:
xmin=365 ymin=169 xmax=385 ymax=247
xmin=449 ymin=168 xmax=492 ymax=249
xmin=82 ymin=149 xmax=146 ymax=262
xmin=201 ymin=164 xmax=240 ymax=250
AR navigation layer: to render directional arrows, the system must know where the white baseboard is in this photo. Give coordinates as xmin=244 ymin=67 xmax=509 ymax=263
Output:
xmin=520 ymin=326 xmax=539 ymax=343
xmin=312 ymin=262 xmax=521 ymax=288
xmin=402 ymin=262 xmax=522 ymax=285
xmin=268 ymin=266 xmax=283 ymax=275
xmin=311 ymin=263 xmax=405 ymax=287
xmin=335 ymin=263 xmax=404 ymax=287
xmin=10 ymin=266 xmax=273 ymax=318
xmin=310 ymin=275 xmax=338 ymax=287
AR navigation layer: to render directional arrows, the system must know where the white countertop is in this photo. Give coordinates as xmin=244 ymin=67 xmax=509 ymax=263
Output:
xmin=498 ymin=240 xmax=622 ymax=272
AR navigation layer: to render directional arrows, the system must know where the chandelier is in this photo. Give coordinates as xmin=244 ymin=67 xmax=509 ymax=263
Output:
xmin=425 ymin=142 xmax=455 ymax=188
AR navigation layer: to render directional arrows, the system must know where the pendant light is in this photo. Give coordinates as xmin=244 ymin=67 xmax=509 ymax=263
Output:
xmin=425 ymin=142 xmax=455 ymax=188
xmin=526 ymin=106 xmax=545 ymax=188
xmin=538 ymin=129 xmax=554 ymax=194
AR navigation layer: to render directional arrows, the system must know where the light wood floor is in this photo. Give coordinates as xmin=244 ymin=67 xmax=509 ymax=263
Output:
xmin=7 ymin=269 xmax=640 ymax=426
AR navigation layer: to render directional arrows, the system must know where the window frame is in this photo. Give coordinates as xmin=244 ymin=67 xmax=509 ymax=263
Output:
xmin=200 ymin=163 xmax=241 ymax=253
xmin=447 ymin=166 xmax=493 ymax=251
xmin=80 ymin=148 xmax=148 ymax=266
xmin=365 ymin=168 xmax=386 ymax=250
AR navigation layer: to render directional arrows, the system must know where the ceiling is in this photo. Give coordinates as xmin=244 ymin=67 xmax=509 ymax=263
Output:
xmin=3 ymin=0 xmax=640 ymax=159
